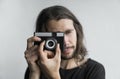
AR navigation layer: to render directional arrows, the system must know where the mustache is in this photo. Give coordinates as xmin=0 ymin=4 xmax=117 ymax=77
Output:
xmin=64 ymin=46 xmax=75 ymax=49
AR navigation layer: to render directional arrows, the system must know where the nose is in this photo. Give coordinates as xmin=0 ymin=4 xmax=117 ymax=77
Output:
xmin=64 ymin=35 xmax=69 ymax=46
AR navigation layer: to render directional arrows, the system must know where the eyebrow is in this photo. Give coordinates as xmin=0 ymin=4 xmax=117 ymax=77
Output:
xmin=64 ymin=29 xmax=74 ymax=33
xmin=48 ymin=29 xmax=74 ymax=33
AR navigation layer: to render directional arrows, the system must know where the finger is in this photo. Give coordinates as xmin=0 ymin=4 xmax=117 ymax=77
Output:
xmin=25 ymin=45 xmax=37 ymax=54
xmin=24 ymin=45 xmax=38 ymax=58
xmin=29 ymin=45 xmax=38 ymax=56
xmin=24 ymin=50 xmax=29 ymax=58
xmin=44 ymin=50 xmax=54 ymax=58
xmin=55 ymin=44 xmax=61 ymax=59
xmin=38 ymin=41 xmax=47 ymax=60
xmin=27 ymin=36 xmax=41 ymax=50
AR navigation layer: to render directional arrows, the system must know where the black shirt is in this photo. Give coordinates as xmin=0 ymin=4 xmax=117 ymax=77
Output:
xmin=25 ymin=58 xmax=105 ymax=79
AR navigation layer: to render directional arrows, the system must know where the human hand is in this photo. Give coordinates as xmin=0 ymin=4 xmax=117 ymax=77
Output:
xmin=38 ymin=41 xmax=61 ymax=79
xmin=24 ymin=36 xmax=41 ymax=73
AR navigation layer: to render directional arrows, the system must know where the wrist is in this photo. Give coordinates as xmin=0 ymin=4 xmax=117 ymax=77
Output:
xmin=29 ymin=72 xmax=40 ymax=79
xmin=50 ymin=72 xmax=61 ymax=79
xmin=28 ymin=64 xmax=40 ymax=73
xmin=30 ymin=70 xmax=40 ymax=75
xmin=29 ymin=71 xmax=40 ymax=79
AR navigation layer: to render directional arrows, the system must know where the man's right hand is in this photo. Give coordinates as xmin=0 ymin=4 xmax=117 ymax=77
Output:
xmin=24 ymin=36 xmax=41 ymax=74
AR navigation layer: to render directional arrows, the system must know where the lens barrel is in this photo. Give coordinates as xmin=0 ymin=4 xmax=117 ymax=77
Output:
xmin=45 ymin=38 xmax=57 ymax=50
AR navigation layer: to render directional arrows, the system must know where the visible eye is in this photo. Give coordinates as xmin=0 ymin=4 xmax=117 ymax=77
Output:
xmin=65 ymin=29 xmax=73 ymax=35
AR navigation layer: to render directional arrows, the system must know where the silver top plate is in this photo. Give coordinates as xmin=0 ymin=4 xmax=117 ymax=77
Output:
xmin=35 ymin=32 xmax=52 ymax=36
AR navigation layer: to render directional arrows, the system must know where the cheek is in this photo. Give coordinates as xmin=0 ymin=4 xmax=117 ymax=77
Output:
xmin=73 ymin=33 xmax=77 ymax=44
xmin=69 ymin=32 xmax=77 ymax=44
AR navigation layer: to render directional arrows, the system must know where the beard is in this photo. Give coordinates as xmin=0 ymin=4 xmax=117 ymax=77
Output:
xmin=61 ymin=54 xmax=74 ymax=60
xmin=61 ymin=46 xmax=76 ymax=60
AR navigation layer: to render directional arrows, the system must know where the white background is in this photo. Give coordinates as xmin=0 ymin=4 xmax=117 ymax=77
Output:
xmin=0 ymin=0 xmax=120 ymax=79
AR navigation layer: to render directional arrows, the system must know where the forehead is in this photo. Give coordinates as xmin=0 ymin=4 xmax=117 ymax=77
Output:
xmin=47 ymin=19 xmax=74 ymax=32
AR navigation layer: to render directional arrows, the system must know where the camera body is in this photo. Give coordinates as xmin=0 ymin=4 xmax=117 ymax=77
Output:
xmin=34 ymin=32 xmax=64 ymax=52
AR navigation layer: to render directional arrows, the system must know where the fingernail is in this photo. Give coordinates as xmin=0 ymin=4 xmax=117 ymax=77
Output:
xmin=58 ymin=43 xmax=60 ymax=47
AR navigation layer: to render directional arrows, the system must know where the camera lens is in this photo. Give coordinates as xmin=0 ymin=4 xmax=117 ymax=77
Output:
xmin=45 ymin=39 xmax=57 ymax=50
xmin=48 ymin=41 xmax=54 ymax=47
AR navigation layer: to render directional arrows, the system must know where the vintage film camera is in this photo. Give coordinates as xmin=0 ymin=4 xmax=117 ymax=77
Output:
xmin=34 ymin=32 xmax=64 ymax=53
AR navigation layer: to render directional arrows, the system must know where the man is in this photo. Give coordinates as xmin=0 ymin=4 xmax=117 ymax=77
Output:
xmin=24 ymin=5 xmax=105 ymax=79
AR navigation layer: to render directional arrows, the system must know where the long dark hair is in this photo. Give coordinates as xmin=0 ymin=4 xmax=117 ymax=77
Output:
xmin=35 ymin=5 xmax=87 ymax=61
